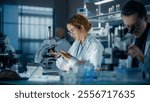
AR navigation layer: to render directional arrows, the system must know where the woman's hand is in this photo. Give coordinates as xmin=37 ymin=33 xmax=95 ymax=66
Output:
xmin=49 ymin=50 xmax=61 ymax=58
xmin=59 ymin=51 xmax=72 ymax=60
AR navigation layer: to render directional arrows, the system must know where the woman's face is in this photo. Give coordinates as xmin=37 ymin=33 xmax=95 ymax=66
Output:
xmin=67 ymin=23 xmax=83 ymax=41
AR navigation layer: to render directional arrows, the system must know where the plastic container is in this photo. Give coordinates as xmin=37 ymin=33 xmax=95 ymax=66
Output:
xmin=83 ymin=61 xmax=94 ymax=78
xmin=76 ymin=61 xmax=95 ymax=79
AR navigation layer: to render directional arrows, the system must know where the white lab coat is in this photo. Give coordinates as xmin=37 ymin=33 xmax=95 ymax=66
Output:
xmin=56 ymin=35 xmax=104 ymax=71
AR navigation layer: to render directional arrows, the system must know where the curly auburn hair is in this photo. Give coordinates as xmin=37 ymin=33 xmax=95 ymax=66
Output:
xmin=67 ymin=14 xmax=92 ymax=32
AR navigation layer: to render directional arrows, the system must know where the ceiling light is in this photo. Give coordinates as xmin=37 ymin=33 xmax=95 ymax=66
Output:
xmin=94 ymin=0 xmax=114 ymax=5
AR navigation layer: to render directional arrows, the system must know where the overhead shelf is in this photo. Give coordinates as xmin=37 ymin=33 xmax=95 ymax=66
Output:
xmin=88 ymin=5 xmax=150 ymax=23
xmin=88 ymin=11 xmax=121 ymax=23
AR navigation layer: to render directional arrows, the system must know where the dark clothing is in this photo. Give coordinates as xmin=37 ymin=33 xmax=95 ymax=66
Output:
xmin=132 ymin=23 xmax=150 ymax=68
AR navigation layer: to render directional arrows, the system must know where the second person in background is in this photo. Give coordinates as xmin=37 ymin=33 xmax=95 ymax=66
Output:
xmin=56 ymin=14 xmax=104 ymax=72
xmin=54 ymin=27 xmax=71 ymax=52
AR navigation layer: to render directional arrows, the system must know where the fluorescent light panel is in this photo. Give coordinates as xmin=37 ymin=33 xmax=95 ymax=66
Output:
xmin=94 ymin=0 xmax=114 ymax=5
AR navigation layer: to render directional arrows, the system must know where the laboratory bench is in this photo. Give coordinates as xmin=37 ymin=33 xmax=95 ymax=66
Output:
xmin=0 ymin=68 xmax=150 ymax=85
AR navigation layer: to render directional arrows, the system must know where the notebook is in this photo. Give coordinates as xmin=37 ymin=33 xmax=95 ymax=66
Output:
xmin=18 ymin=64 xmax=41 ymax=79
xmin=26 ymin=64 xmax=60 ymax=82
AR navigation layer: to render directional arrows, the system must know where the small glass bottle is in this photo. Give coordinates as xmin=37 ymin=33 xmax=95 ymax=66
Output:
xmin=111 ymin=6 xmax=115 ymax=12
xmin=116 ymin=4 xmax=120 ymax=12
xmin=96 ymin=8 xmax=99 ymax=16
xmin=47 ymin=26 xmax=53 ymax=39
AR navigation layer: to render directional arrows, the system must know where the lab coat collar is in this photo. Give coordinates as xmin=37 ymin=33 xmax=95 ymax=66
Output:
xmin=77 ymin=35 xmax=91 ymax=59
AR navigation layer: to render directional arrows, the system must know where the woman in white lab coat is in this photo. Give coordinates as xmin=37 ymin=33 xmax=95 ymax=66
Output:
xmin=56 ymin=14 xmax=104 ymax=72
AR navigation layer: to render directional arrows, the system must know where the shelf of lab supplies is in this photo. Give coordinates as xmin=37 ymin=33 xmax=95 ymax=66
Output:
xmin=88 ymin=5 xmax=150 ymax=23
xmin=88 ymin=11 xmax=121 ymax=23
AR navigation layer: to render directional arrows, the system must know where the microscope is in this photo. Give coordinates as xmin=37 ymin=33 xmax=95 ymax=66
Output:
xmin=102 ymin=26 xmax=134 ymax=70
xmin=0 ymin=33 xmax=17 ymax=70
xmin=113 ymin=34 xmax=133 ymax=66
xmin=34 ymin=26 xmax=58 ymax=73
xmin=0 ymin=33 xmax=20 ymax=79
